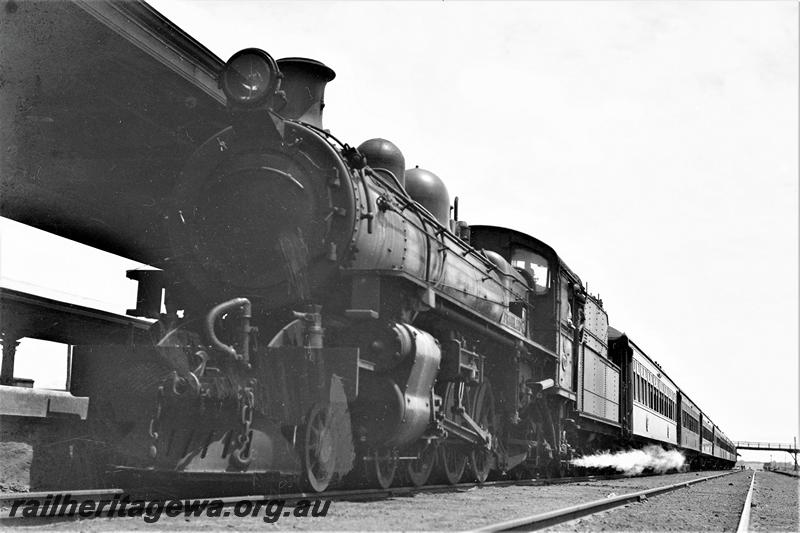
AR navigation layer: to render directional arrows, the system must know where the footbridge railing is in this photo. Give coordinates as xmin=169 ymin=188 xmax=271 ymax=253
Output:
xmin=734 ymin=441 xmax=799 ymax=453
xmin=735 ymin=440 xmax=798 ymax=471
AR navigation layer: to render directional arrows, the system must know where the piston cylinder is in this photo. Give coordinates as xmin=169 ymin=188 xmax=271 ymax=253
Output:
xmin=354 ymin=323 xmax=441 ymax=448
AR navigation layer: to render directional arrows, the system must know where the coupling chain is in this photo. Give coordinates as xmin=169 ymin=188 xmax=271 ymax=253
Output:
xmin=148 ymin=384 xmax=166 ymax=459
xmin=231 ymin=385 xmax=255 ymax=467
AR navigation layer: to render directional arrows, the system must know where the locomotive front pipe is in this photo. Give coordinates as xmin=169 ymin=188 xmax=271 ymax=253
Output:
xmin=205 ymin=297 xmax=253 ymax=363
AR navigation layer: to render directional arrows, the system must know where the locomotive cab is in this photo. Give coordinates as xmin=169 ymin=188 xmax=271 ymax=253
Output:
xmin=470 ymin=225 xmax=578 ymax=398
xmin=470 ymin=226 xmax=623 ymax=459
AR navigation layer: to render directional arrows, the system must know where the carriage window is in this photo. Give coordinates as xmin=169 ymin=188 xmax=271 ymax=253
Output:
xmin=511 ymin=249 xmax=550 ymax=295
xmin=636 ymin=375 xmax=644 ymax=403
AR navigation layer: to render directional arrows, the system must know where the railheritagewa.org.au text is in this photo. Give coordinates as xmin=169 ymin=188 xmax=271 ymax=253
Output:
xmin=7 ymin=494 xmax=330 ymax=523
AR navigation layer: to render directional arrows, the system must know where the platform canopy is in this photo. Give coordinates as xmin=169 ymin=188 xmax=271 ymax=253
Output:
xmin=0 ymin=0 xmax=228 ymax=266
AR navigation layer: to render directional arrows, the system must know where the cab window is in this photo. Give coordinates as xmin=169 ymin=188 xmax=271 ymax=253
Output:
xmin=511 ymin=249 xmax=550 ymax=295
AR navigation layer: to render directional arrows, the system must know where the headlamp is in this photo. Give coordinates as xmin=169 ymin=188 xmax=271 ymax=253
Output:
xmin=220 ymin=48 xmax=281 ymax=107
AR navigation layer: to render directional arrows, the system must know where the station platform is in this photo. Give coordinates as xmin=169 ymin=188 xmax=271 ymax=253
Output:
xmin=0 ymin=385 xmax=88 ymax=419
xmin=1 ymin=287 xmax=153 ymax=418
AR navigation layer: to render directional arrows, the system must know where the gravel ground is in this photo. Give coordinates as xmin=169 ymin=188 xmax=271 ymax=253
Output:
xmin=1 ymin=471 xmax=732 ymax=531
xmin=750 ymin=470 xmax=800 ymax=532
xmin=547 ymin=469 xmax=753 ymax=532
xmin=0 ymin=441 xmax=32 ymax=493
xmin=0 ymin=417 xmax=35 ymax=493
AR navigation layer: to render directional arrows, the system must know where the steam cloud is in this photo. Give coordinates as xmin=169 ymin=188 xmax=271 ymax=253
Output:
xmin=571 ymin=445 xmax=685 ymax=475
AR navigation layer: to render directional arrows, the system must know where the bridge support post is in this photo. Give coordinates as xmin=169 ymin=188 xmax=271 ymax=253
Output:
xmin=0 ymin=332 xmax=20 ymax=386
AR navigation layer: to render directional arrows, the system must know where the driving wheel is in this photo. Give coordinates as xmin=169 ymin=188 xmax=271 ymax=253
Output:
xmin=468 ymin=382 xmax=496 ymax=483
xmin=406 ymin=441 xmax=437 ymax=487
xmin=371 ymin=448 xmax=397 ymax=489
xmin=437 ymin=443 xmax=467 ymax=484
xmin=433 ymin=382 xmax=467 ymax=484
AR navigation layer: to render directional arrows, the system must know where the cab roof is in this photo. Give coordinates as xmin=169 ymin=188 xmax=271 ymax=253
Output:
xmin=470 ymin=225 xmax=583 ymax=285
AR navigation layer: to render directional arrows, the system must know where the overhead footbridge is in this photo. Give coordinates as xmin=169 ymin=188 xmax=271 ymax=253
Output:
xmin=735 ymin=441 xmax=799 ymax=471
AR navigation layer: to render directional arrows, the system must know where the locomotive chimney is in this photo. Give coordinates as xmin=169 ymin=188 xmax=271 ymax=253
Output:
xmin=276 ymin=57 xmax=336 ymax=129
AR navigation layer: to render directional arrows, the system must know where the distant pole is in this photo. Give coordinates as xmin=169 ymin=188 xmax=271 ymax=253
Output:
xmin=794 ymin=437 xmax=798 ymax=472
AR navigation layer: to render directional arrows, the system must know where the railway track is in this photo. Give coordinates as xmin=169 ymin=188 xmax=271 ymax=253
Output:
xmin=212 ymin=471 xmax=674 ymax=506
xmin=769 ymin=469 xmax=800 ymax=478
xmin=0 ymin=470 xmax=712 ymax=521
xmin=735 ymin=471 xmax=756 ymax=533
xmin=471 ymin=470 xmax=750 ymax=532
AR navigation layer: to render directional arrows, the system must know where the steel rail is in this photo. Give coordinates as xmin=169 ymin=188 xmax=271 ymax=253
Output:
xmin=0 ymin=473 xmax=629 ymax=510
xmin=212 ymin=472 xmax=650 ymax=506
xmin=0 ymin=474 xmax=630 ymax=521
xmin=735 ymin=472 xmax=756 ymax=533
xmin=469 ymin=470 xmax=738 ymax=532
xmin=0 ymin=470 xmax=733 ymax=522
xmin=0 ymin=488 xmax=124 ymax=503
xmin=769 ymin=469 xmax=800 ymax=478
xmin=160 ymin=469 xmax=711 ymax=506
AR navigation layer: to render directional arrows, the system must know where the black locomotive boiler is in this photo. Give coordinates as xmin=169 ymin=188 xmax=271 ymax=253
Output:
xmin=58 ymin=48 xmax=734 ymax=496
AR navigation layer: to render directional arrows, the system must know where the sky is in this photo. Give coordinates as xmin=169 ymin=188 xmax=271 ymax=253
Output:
xmin=1 ymin=0 xmax=797 ymax=463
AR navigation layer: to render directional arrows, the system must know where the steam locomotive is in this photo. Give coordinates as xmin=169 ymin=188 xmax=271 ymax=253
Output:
xmin=55 ymin=48 xmax=734 ymax=496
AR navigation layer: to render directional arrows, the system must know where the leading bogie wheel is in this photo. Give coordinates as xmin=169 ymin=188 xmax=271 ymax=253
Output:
xmin=302 ymin=403 xmax=336 ymax=492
